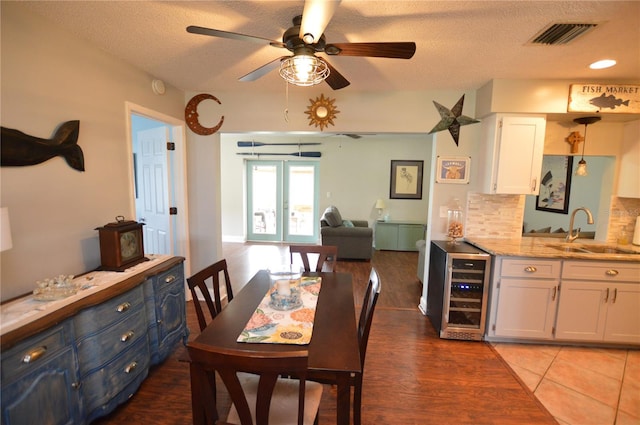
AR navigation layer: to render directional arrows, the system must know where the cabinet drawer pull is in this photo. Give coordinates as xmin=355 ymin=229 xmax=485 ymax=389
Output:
xmin=524 ymin=266 xmax=537 ymax=273
xmin=124 ymin=361 xmax=138 ymax=374
xmin=22 ymin=346 xmax=47 ymax=364
xmin=612 ymin=288 xmax=618 ymax=303
xmin=605 ymin=269 xmax=619 ymax=276
xmin=164 ymin=274 xmax=176 ymax=284
xmin=116 ymin=302 xmax=131 ymax=313
xmin=604 ymin=288 xmax=610 ymax=302
xmin=121 ymin=330 xmax=135 ymax=342
xmin=72 ymin=381 xmax=82 ymax=390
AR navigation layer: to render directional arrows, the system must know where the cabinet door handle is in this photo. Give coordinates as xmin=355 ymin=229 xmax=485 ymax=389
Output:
xmin=124 ymin=361 xmax=138 ymax=374
xmin=121 ymin=330 xmax=135 ymax=342
xmin=552 ymin=286 xmax=557 ymax=301
xmin=524 ymin=266 xmax=537 ymax=273
xmin=531 ymin=178 xmax=537 ymax=192
xmin=164 ymin=274 xmax=176 ymax=284
xmin=71 ymin=381 xmax=82 ymax=390
xmin=116 ymin=302 xmax=131 ymax=313
xmin=22 ymin=346 xmax=47 ymax=364
xmin=605 ymin=269 xmax=619 ymax=276
xmin=612 ymin=288 xmax=618 ymax=303
xmin=604 ymin=288 xmax=610 ymax=302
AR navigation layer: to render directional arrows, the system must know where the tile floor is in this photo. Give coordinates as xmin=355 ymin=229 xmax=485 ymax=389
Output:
xmin=492 ymin=343 xmax=640 ymax=425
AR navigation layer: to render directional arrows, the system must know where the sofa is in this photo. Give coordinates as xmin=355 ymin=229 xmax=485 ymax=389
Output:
xmin=320 ymin=206 xmax=373 ymax=260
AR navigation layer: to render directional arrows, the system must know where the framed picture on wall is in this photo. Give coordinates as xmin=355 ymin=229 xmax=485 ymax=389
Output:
xmin=435 ymin=156 xmax=470 ymax=184
xmin=390 ymin=160 xmax=424 ymax=199
xmin=536 ymin=155 xmax=573 ymax=214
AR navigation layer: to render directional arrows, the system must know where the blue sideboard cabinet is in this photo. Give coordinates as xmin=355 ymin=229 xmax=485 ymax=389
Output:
xmin=0 ymin=256 xmax=186 ymax=425
xmin=1 ymin=320 xmax=83 ymax=425
xmin=145 ymin=264 xmax=189 ymax=365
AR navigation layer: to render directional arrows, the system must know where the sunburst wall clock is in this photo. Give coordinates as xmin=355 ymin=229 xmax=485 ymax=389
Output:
xmin=305 ymin=94 xmax=339 ymax=131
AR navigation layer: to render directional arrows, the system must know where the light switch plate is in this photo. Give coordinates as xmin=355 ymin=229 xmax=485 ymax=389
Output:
xmin=439 ymin=206 xmax=448 ymax=218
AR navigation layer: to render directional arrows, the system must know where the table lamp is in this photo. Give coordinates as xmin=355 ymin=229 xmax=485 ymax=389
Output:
xmin=375 ymin=199 xmax=386 ymax=220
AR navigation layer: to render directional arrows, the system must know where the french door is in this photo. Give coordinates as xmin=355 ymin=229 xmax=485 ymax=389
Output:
xmin=246 ymin=160 xmax=319 ymax=243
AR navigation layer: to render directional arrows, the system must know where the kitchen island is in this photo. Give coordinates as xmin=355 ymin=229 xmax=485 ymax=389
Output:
xmin=464 ymin=237 xmax=640 ymax=347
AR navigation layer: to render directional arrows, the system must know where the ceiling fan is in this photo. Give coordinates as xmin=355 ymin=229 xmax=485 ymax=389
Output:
xmin=186 ymin=0 xmax=416 ymax=90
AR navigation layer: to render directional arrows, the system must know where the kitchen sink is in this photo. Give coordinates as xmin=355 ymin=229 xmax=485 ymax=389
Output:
xmin=546 ymin=245 xmax=591 ymax=253
xmin=578 ymin=245 xmax=634 ymax=254
xmin=545 ymin=243 xmax=637 ymax=255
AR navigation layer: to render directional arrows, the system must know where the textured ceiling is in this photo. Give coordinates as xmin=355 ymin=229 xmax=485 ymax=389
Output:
xmin=19 ymin=1 xmax=640 ymax=95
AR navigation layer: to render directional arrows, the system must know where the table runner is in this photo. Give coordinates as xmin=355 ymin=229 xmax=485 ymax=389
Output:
xmin=237 ymin=276 xmax=322 ymax=345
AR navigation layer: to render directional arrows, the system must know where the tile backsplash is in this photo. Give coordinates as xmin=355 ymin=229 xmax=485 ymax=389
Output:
xmin=465 ymin=192 xmax=640 ymax=244
xmin=606 ymin=197 xmax=640 ymax=244
xmin=466 ymin=193 xmax=525 ymax=239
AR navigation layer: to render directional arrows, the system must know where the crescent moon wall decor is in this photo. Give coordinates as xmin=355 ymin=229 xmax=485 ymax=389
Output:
xmin=428 ymin=95 xmax=479 ymax=146
xmin=185 ymin=93 xmax=225 ymax=135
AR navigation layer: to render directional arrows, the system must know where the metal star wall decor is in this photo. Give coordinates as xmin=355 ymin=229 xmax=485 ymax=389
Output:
xmin=428 ymin=95 xmax=479 ymax=146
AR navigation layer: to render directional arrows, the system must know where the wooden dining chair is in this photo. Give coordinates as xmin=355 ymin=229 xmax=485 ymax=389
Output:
xmin=289 ymin=245 xmax=338 ymax=272
xmin=187 ymin=258 xmax=234 ymax=332
xmin=306 ymin=267 xmax=381 ymax=425
xmin=187 ymin=344 xmax=323 ymax=425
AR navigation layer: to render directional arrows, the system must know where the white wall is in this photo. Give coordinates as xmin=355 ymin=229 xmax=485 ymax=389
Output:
xmin=1 ymin=3 xmax=185 ymax=301
xmin=219 ymin=133 xmax=432 ymax=241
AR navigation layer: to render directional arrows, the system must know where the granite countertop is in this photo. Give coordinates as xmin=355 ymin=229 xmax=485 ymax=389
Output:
xmin=465 ymin=237 xmax=640 ymax=262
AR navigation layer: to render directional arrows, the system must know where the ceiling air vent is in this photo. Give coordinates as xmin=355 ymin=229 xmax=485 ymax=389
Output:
xmin=530 ymin=23 xmax=598 ymax=45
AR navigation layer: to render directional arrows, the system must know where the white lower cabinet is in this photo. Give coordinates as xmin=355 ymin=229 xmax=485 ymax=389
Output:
xmin=488 ymin=257 xmax=640 ymax=346
xmin=555 ymin=261 xmax=640 ymax=344
xmin=490 ymin=258 xmax=561 ymax=339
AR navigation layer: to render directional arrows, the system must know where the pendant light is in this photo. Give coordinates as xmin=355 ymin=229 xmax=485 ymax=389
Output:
xmin=573 ymin=116 xmax=601 ymax=176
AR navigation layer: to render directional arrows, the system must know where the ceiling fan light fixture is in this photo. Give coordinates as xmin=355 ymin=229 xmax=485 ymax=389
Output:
xmin=302 ymin=33 xmax=315 ymax=44
xmin=279 ymin=54 xmax=329 ymax=87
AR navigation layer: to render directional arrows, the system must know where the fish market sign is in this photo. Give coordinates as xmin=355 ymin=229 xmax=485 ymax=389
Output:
xmin=568 ymin=84 xmax=640 ymax=113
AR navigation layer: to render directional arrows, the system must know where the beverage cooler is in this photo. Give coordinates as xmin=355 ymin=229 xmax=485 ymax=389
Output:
xmin=427 ymin=240 xmax=490 ymax=341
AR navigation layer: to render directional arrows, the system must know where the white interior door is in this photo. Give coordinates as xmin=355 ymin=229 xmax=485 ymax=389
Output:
xmin=136 ymin=127 xmax=171 ymax=254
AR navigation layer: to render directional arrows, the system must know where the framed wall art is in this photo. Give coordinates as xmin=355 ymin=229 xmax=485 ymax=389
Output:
xmin=435 ymin=156 xmax=470 ymax=184
xmin=390 ymin=160 xmax=424 ymax=199
xmin=536 ymin=155 xmax=573 ymax=214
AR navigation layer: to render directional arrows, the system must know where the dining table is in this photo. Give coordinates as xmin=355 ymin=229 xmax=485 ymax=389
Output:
xmin=187 ymin=269 xmax=361 ymax=425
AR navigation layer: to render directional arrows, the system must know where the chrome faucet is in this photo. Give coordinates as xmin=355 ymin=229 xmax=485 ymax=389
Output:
xmin=566 ymin=207 xmax=594 ymax=243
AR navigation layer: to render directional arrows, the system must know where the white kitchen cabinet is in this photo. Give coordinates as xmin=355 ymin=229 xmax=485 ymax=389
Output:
xmin=479 ymin=114 xmax=546 ymax=195
xmin=555 ymin=261 xmax=640 ymax=344
xmin=489 ymin=257 xmax=561 ymax=339
xmin=616 ymin=120 xmax=640 ymax=198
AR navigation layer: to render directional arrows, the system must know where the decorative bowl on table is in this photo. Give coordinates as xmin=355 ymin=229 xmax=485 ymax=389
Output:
xmin=267 ymin=265 xmax=303 ymax=311
xmin=269 ymin=285 xmax=303 ymax=311
xmin=33 ymin=274 xmax=80 ymax=301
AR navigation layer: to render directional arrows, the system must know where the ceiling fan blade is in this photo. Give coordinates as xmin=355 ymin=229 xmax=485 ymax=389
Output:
xmin=239 ymin=56 xmax=288 ymax=82
xmin=300 ymin=0 xmax=341 ymax=44
xmin=186 ymin=25 xmax=286 ymax=48
xmin=323 ymin=59 xmax=350 ymax=90
xmin=325 ymin=42 xmax=416 ymax=59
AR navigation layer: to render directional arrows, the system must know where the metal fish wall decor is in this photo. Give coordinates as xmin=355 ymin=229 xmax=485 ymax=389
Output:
xmin=1 ymin=120 xmax=84 ymax=171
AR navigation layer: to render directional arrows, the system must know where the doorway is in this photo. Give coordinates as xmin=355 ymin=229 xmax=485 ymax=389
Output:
xmin=246 ymin=160 xmax=320 ymax=243
xmin=126 ymin=102 xmax=191 ymax=275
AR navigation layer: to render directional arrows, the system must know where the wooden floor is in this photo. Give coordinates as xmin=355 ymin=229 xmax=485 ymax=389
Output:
xmin=94 ymin=243 xmax=557 ymax=425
